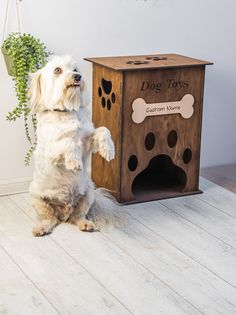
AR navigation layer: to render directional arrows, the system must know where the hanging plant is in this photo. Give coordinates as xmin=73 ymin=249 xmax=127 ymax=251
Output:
xmin=1 ymin=0 xmax=50 ymax=165
xmin=2 ymin=33 xmax=49 ymax=165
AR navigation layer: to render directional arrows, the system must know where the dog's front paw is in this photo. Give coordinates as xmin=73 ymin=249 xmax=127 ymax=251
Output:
xmin=65 ymin=158 xmax=83 ymax=172
xmin=101 ymin=144 xmax=115 ymax=162
xmin=95 ymin=127 xmax=115 ymax=162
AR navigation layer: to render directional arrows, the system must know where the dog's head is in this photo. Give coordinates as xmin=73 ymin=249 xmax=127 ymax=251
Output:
xmin=29 ymin=55 xmax=88 ymax=113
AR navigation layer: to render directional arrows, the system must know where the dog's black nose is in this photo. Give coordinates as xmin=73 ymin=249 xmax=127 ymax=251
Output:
xmin=73 ymin=74 xmax=82 ymax=82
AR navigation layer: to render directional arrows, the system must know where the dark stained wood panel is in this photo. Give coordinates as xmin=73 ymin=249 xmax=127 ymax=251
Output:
xmin=120 ymin=66 xmax=205 ymax=203
xmin=91 ymin=64 xmax=123 ymax=200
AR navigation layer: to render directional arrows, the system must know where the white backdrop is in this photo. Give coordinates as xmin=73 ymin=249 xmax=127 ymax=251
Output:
xmin=0 ymin=0 xmax=236 ymax=187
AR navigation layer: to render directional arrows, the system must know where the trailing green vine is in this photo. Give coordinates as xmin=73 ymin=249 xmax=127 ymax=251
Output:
xmin=2 ymin=32 xmax=49 ymax=165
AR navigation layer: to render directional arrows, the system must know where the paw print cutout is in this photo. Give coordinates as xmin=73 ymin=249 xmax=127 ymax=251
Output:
xmin=128 ymin=130 xmax=192 ymax=174
xmin=98 ymin=78 xmax=116 ymax=111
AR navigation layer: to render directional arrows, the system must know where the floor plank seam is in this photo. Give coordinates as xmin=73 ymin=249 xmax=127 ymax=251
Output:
xmin=0 ymin=244 xmax=61 ymax=315
xmin=196 ymin=195 xmax=236 ymax=220
xmin=159 ymin=201 xmax=236 ymax=250
xmin=8 ymin=196 xmax=134 ymax=315
xmin=128 ymin=213 xmax=236 ymax=291
xmin=0 ymin=190 xmax=29 ymax=198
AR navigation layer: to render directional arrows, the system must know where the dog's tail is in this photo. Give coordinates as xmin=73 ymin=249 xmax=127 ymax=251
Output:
xmin=88 ymin=188 xmax=124 ymax=230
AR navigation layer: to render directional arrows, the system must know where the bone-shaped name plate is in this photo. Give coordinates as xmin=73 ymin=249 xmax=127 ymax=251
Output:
xmin=132 ymin=94 xmax=194 ymax=124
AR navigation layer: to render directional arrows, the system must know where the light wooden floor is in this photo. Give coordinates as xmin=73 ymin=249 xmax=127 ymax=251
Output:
xmin=1 ymin=177 xmax=236 ymax=315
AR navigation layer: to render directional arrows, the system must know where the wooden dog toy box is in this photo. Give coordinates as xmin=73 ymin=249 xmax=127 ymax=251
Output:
xmin=85 ymin=54 xmax=212 ymax=204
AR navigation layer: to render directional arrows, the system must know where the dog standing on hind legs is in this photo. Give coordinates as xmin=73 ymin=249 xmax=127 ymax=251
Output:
xmin=29 ymin=55 xmax=121 ymax=236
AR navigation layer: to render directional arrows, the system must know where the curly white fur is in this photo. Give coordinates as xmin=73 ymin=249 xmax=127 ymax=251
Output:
xmin=29 ymin=55 xmax=120 ymax=236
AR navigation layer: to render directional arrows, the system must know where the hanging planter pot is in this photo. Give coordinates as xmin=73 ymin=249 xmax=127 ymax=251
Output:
xmin=1 ymin=46 xmax=14 ymax=76
xmin=1 ymin=0 xmax=21 ymax=76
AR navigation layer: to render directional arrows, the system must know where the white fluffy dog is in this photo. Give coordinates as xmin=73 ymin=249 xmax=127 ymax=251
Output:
xmin=29 ymin=55 xmax=120 ymax=236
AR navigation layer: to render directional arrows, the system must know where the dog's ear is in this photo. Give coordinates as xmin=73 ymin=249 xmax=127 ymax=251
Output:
xmin=79 ymin=78 xmax=90 ymax=107
xmin=29 ymin=70 xmax=42 ymax=114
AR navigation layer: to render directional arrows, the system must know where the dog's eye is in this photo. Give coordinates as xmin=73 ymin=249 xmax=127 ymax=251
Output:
xmin=54 ymin=67 xmax=62 ymax=74
xmin=73 ymin=68 xmax=78 ymax=72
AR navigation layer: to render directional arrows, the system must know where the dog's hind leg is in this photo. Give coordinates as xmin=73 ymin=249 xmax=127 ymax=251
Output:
xmin=69 ymin=189 xmax=96 ymax=232
xmin=31 ymin=197 xmax=59 ymax=237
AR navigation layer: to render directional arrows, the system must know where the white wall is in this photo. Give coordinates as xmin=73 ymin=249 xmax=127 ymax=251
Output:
xmin=1 ymin=0 xmax=236 ymax=188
